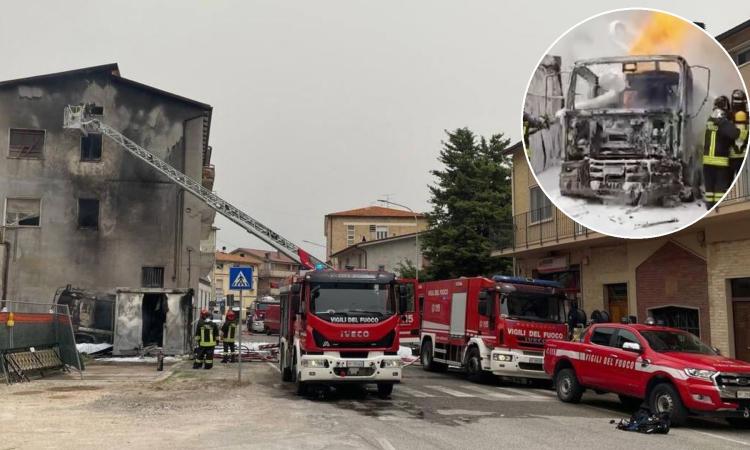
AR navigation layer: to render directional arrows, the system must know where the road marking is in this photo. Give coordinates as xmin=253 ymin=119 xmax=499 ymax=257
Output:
xmin=693 ymin=431 xmax=750 ymax=447
xmin=494 ymin=386 xmax=547 ymax=399
xmin=397 ymin=386 xmax=436 ymax=397
xmin=267 ymin=362 xmax=280 ymax=372
xmin=424 ymin=385 xmax=476 ymax=397
xmin=460 ymin=385 xmax=514 ymax=399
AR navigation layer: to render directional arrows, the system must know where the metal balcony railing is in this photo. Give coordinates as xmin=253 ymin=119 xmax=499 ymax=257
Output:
xmin=723 ymin=170 xmax=750 ymax=203
xmin=493 ymin=205 xmax=590 ymax=252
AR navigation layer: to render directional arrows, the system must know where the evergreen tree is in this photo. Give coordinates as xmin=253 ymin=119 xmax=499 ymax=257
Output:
xmin=393 ymin=259 xmax=417 ymax=279
xmin=422 ymin=128 xmax=513 ymax=280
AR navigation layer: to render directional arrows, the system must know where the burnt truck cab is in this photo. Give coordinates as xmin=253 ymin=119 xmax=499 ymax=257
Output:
xmin=558 ymin=55 xmax=709 ymax=206
xmin=279 ymin=269 xmax=404 ymax=397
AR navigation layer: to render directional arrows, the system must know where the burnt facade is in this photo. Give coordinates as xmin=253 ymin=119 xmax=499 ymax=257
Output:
xmin=0 ymin=64 xmax=215 ymax=302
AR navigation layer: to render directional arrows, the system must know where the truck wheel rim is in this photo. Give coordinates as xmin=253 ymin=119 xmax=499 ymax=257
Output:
xmin=656 ymin=393 xmax=674 ymax=413
xmin=560 ymin=377 xmax=571 ymax=395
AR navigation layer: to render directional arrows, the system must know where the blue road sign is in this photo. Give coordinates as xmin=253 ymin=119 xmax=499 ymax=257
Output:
xmin=229 ymin=266 xmax=254 ymax=290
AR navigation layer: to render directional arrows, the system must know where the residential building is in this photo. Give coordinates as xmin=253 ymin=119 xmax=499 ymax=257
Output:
xmin=0 ymin=64 xmax=215 ymax=304
xmin=493 ymin=21 xmax=750 ymax=361
xmin=230 ymin=248 xmax=300 ymax=298
xmin=330 ymin=232 xmax=424 ymax=273
xmin=214 ymin=251 xmax=262 ymax=320
xmin=324 ymin=206 xmax=428 ymax=262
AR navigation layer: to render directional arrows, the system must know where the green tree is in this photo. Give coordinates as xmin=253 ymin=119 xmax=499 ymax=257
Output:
xmin=422 ymin=128 xmax=513 ymax=280
xmin=393 ymin=259 xmax=417 ymax=279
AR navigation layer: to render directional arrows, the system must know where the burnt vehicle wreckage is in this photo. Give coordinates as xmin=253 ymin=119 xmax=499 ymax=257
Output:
xmin=552 ymin=55 xmax=710 ymax=206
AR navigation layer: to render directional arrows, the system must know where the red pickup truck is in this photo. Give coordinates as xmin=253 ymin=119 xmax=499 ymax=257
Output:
xmin=544 ymin=322 xmax=750 ymax=427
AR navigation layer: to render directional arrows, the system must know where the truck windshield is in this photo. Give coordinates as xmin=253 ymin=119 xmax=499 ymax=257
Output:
xmin=311 ymin=282 xmax=395 ymax=318
xmin=257 ymin=304 xmax=269 ymax=310
xmin=571 ymin=61 xmax=681 ymax=111
xmin=640 ymin=330 xmax=716 ymax=355
xmin=503 ymin=292 xmax=565 ymax=323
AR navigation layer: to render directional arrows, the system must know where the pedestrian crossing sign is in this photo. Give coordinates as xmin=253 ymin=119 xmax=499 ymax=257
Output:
xmin=229 ymin=267 xmax=253 ymax=290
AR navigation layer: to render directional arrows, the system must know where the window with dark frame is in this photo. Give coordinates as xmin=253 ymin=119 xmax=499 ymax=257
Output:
xmin=737 ymin=48 xmax=750 ymax=66
xmin=9 ymin=129 xmax=44 ymax=158
xmin=141 ymin=267 xmax=165 ymax=288
xmin=78 ymin=198 xmax=100 ymax=229
xmin=530 ymin=186 xmax=552 ymax=223
xmin=4 ymin=198 xmax=41 ymax=227
xmin=649 ymin=306 xmax=700 ymax=337
xmin=80 ymin=133 xmax=102 ymax=161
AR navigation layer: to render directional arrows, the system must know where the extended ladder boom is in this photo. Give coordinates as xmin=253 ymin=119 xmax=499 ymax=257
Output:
xmin=63 ymin=104 xmax=323 ymax=269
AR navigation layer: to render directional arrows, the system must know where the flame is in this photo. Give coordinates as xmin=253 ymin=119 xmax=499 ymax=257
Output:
xmin=629 ymin=12 xmax=691 ymax=55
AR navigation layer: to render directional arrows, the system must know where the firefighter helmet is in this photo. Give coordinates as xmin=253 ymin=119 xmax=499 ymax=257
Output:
xmin=732 ymin=89 xmax=748 ymax=113
xmin=714 ymin=95 xmax=730 ymax=112
xmin=226 ymin=310 xmax=236 ymax=321
xmin=737 ymin=110 xmax=748 ymax=123
xmin=200 ymin=309 xmax=210 ymax=319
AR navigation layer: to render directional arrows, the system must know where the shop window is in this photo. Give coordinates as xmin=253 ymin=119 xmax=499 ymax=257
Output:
xmin=4 ymin=198 xmax=41 ymax=227
xmin=9 ymin=129 xmax=45 ymax=158
xmin=649 ymin=306 xmax=699 ymax=337
xmin=530 ymin=186 xmax=552 ymax=223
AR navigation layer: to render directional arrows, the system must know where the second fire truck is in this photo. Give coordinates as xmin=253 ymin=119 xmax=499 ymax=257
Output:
xmin=420 ymin=275 xmax=581 ymax=382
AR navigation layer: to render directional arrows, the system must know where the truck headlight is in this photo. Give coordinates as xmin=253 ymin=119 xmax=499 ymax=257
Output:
xmin=301 ymin=358 xmax=328 ymax=368
xmin=381 ymin=359 xmax=402 ymax=368
xmin=684 ymin=368 xmax=716 ymax=380
xmin=493 ymin=354 xmax=513 ymax=362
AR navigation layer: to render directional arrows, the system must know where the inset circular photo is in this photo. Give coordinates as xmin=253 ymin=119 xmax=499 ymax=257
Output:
xmin=522 ymin=8 xmax=749 ymax=238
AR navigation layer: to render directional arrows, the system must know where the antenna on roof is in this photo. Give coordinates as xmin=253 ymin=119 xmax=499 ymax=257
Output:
xmin=379 ymin=194 xmax=396 ymax=207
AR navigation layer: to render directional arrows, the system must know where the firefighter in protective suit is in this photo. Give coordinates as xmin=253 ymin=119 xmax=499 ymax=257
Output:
xmin=703 ymin=96 xmax=740 ymax=210
xmin=730 ymin=89 xmax=749 ymax=177
xmin=193 ymin=309 xmax=219 ymax=369
xmin=220 ymin=310 xmax=239 ymax=363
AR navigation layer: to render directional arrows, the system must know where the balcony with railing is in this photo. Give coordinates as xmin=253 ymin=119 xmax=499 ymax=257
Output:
xmin=722 ymin=169 xmax=750 ymax=203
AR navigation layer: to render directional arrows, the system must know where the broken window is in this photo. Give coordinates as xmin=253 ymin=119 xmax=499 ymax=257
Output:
xmin=142 ymin=267 xmax=165 ymax=288
xmin=530 ymin=186 xmax=552 ymax=223
xmin=4 ymin=198 xmax=41 ymax=227
xmin=9 ymin=129 xmax=44 ymax=158
xmin=80 ymin=133 xmax=102 ymax=161
xmin=78 ymin=198 xmax=99 ymax=229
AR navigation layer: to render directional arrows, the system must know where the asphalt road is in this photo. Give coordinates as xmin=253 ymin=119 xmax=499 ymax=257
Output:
xmin=263 ymin=363 xmax=750 ymax=449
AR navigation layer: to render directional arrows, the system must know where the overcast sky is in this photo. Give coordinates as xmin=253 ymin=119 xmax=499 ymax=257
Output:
xmin=1 ymin=1 xmax=748 ymax=260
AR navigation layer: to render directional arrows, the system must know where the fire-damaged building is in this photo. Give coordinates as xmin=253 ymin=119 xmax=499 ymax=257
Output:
xmin=495 ymin=20 xmax=750 ymax=362
xmin=0 ymin=64 xmax=216 ymax=354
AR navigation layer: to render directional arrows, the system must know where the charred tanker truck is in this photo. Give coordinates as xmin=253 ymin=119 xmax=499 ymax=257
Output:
xmin=558 ymin=55 xmax=709 ymax=206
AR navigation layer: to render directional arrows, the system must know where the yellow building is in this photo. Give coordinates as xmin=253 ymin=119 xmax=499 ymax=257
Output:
xmin=213 ymin=251 xmax=262 ymax=320
xmin=324 ymin=206 xmax=428 ymax=263
xmin=494 ymin=21 xmax=750 ymax=361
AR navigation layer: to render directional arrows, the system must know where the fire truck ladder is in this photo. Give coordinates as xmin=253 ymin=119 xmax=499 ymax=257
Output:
xmin=63 ymin=104 xmax=324 ymax=269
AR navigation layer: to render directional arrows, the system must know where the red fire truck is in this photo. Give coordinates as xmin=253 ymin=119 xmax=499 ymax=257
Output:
xmin=397 ymin=278 xmax=420 ymax=352
xmin=420 ymin=275 xmax=577 ymax=382
xmin=278 ymin=269 xmax=406 ymax=398
xmin=251 ymin=297 xmax=281 ymax=335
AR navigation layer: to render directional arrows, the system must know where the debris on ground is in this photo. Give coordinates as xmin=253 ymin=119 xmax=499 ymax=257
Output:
xmin=634 ymin=218 xmax=679 ymax=229
xmin=611 ymin=408 xmax=670 ymax=434
xmin=76 ymin=343 xmax=113 ymax=355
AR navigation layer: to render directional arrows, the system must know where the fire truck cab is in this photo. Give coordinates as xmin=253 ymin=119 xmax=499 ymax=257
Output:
xmin=420 ymin=275 xmax=575 ymax=382
xmin=279 ymin=269 xmax=406 ymax=398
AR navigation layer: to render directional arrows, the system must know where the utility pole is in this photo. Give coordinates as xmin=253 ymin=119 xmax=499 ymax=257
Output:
xmin=377 ymin=199 xmax=420 ymax=282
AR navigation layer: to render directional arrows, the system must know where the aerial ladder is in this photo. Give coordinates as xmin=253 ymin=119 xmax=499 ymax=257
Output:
xmin=63 ymin=104 xmax=325 ymax=269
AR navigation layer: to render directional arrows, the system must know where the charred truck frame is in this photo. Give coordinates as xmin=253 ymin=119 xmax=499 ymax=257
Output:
xmin=557 ymin=55 xmax=709 ymax=206
xmin=279 ymin=270 xmax=405 ymax=398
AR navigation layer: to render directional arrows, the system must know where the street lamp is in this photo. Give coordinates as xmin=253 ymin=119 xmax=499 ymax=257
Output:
xmin=377 ymin=199 xmax=420 ymax=282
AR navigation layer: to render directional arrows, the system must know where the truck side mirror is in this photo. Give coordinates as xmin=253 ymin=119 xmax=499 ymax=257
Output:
xmin=622 ymin=342 xmax=642 ymax=353
xmin=712 ymin=346 xmax=721 ymax=356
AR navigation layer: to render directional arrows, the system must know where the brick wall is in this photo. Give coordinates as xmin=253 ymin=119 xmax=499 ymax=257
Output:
xmin=635 ymin=242 xmax=709 ymax=340
xmin=707 ymin=238 xmax=750 ymax=356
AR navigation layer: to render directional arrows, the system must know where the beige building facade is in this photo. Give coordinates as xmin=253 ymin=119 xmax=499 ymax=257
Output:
xmin=213 ymin=251 xmax=261 ymax=320
xmin=494 ymin=21 xmax=750 ymax=361
xmin=324 ymin=206 xmax=428 ymax=262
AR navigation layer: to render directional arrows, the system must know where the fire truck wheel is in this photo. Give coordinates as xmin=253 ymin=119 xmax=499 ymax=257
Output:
xmin=292 ymin=357 xmax=308 ymax=396
xmin=465 ymin=347 xmax=484 ymax=383
xmin=376 ymin=383 xmax=394 ymax=399
xmin=421 ymin=340 xmax=447 ymax=372
xmin=281 ymin=350 xmax=293 ymax=382
xmin=648 ymin=383 xmax=687 ymax=426
xmin=618 ymin=394 xmax=644 ymax=410
xmin=555 ymin=368 xmax=584 ymax=403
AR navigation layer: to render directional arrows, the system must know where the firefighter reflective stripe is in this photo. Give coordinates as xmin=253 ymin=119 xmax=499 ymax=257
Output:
xmin=704 ymin=192 xmax=726 ymax=202
xmin=703 ymin=155 xmax=729 ymax=166
xmin=732 ymin=124 xmax=749 ymax=157
xmin=225 ymin=323 xmax=237 ymax=343
xmin=199 ymin=325 xmax=216 ymax=347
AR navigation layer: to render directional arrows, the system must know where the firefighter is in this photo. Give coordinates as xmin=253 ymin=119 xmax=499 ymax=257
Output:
xmin=523 ymin=112 xmax=548 ymax=158
xmin=193 ymin=309 xmax=219 ymax=369
xmin=703 ymin=95 xmax=740 ymax=210
xmin=220 ymin=310 xmax=239 ymax=363
xmin=730 ymin=89 xmax=749 ymax=177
